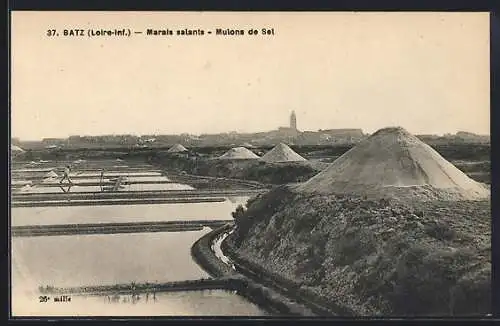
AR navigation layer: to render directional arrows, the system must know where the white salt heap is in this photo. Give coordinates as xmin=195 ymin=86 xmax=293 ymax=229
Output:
xmin=296 ymin=127 xmax=489 ymax=201
xmin=45 ymin=171 xmax=59 ymax=178
xmin=219 ymin=147 xmax=260 ymax=160
xmin=261 ymin=143 xmax=307 ymax=163
xmin=18 ymin=185 xmax=33 ymax=193
xmin=11 ymin=145 xmax=25 ymax=153
xmin=167 ymin=144 xmax=188 ymax=153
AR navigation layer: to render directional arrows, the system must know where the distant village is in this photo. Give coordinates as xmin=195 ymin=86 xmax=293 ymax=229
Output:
xmin=12 ymin=111 xmax=489 ymax=150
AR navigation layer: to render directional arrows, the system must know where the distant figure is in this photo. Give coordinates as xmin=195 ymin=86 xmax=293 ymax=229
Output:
xmin=59 ymin=165 xmax=73 ymax=185
xmin=100 ymin=169 xmax=105 ymax=192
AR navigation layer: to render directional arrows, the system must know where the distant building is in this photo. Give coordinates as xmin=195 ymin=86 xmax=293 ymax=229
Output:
xmin=318 ymin=129 xmax=364 ymax=138
xmin=42 ymin=137 xmax=67 ymax=148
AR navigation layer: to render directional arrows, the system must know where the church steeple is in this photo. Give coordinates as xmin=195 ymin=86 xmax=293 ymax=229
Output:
xmin=290 ymin=110 xmax=297 ymax=130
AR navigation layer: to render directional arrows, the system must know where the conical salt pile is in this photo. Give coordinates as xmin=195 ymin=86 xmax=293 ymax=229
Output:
xmin=219 ymin=147 xmax=260 ymax=160
xmin=167 ymin=144 xmax=188 ymax=153
xmin=297 ymin=127 xmax=489 ymax=201
xmin=45 ymin=171 xmax=59 ymax=178
xmin=261 ymin=143 xmax=307 ymax=163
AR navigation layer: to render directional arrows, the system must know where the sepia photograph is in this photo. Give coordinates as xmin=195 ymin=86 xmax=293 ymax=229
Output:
xmin=9 ymin=11 xmax=491 ymax=317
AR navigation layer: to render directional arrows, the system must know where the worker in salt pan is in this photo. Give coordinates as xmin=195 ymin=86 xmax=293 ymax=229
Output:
xmin=100 ymin=169 xmax=105 ymax=192
xmin=59 ymin=165 xmax=73 ymax=185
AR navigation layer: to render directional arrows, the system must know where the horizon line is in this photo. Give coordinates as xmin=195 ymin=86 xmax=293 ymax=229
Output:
xmin=11 ymin=128 xmax=491 ymax=142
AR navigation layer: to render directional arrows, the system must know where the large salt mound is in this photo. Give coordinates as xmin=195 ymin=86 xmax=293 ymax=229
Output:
xmin=218 ymin=147 xmax=260 ymax=160
xmin=167 ymin=144 xmax=188 ymax=153
xmin=296 ymin=127 xmax=489 ymax=201
xmin=261 ymin=143 xmax=307 ymax=163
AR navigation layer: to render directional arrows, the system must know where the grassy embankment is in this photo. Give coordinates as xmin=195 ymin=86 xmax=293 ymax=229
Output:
xmin=226 ymin=186 xmax=491 ymax=316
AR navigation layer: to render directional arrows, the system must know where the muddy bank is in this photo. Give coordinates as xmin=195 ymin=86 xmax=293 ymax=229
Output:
xmin=167 ymin=172 xmax=269 ymax=190
xmin=191 ymin=223 xmax=237 ymax=278
xmin=149 ymin=154 xmax=320 ymax=186
xmin=190 ymin=223 xmax=316 ymax=316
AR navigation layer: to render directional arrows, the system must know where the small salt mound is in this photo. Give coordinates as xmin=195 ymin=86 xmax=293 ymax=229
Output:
xmin=18 ymin=185 xmax=33 ymax=193
xmin=45 ymin=171 xmax=59 ymax=178
xmin=296 ymin=127 xmax=489 ymax=201
xmin=261 ymin=143 xmax=307 ymax=163
xmin=167 ymin=144 xmax=188 ymax=153
xmin=218 ymin=147 xmax=260 ymax=160
xmin=11 ymin=145 xmax=24 ymax=152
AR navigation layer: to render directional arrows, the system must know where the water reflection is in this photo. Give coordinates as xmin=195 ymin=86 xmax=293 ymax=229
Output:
xmin=58 ymin=185 xmax=72 ymax=193
xmin=12 ymin=231 xmax=212 ymax=288
xmin=103 ymin=292 xmax=158 ymax=304
xmin=12 ymin=290 xmax=268 ymax=316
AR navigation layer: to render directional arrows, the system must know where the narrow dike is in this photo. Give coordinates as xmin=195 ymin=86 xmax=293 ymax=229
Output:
xmin=11 ymin=197 xmax=226 ymax=208
xmin=190 ymin=223 xmax=317 ymax=316
xmin=157 ymin=169 xmax=271 ymax=191
xmin=12 ymin=220 xmax=231 ymax=237
xmin=38 ymin=279 xmax=236 ymax=296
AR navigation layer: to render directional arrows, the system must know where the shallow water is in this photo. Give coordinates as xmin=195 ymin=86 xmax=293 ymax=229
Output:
xmin=72 ymin=172 xmax=162 ymax=177
xmin=11 ymin=230 xmax=211 ymax=289
xmin=13 ymin=168 xmax=55 ymax=173
xmin=11 ymin=182 xmax=195 ymax=194
xmin=12 ymin=185 xmax=103 ymax=193
xmin=212 ymin=232 xmax=235 ymax=269
xmin=122 ymin=183 xmax=194 ymax=191
xmin=40 ymin=178 xmax=111 ymax=183
xmin=123 ymin=176 xmax=171 ymax=182
xmin=10 ymin=160 xmax=262 ymax=316
xmin=12 ymin=180 xmax=33 ymax=186
xmin=12 ymin=290 xmax=267 ymax=316
xmin=11 ymin=197 xmax=250 ymax=226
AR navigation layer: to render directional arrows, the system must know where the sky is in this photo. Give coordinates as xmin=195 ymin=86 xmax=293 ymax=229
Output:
xmin=11 ymin=11 xmax=490 ymax=141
